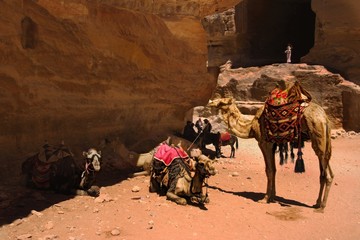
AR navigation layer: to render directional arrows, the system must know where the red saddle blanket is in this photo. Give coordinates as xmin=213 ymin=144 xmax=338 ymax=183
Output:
xmin=220 ymin=132 xmax=231 ymax=142
xmin=154 ymin=143 xmax=189 ymax=166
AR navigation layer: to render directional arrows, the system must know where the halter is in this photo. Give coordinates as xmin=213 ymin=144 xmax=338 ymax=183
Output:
xmin=81 ymin=149 xmax=101 ymax=178
xmin=190 ymin=162 xmax=211 ymax=204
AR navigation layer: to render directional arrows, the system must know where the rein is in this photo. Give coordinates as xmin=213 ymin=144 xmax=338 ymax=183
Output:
xmin=190 ymin=166 xmax=210 ymax=204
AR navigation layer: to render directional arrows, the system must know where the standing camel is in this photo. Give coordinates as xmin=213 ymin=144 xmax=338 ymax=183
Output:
xmin=207 ymin=97 xmax=334 ymax=211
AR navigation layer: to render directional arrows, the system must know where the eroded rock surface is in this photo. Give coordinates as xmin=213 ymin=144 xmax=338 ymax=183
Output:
xmin=214 ymin=62 xmax=360 ymax=131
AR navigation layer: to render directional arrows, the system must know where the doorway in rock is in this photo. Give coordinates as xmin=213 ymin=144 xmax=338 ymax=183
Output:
xmin=234 ymin=0 xmax=315 ymax=67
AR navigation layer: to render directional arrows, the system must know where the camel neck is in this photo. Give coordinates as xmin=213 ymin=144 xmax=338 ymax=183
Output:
xmin=222 ymin=105 xmax=254 ymax=139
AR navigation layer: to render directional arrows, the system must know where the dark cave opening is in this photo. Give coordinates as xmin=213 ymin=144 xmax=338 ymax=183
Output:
xmin=233 ymin=0 xmax=315 ymax=67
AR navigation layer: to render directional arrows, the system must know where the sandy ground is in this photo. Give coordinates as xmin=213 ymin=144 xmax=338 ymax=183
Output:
xmin=1 ymin=135 xmax=360 ymax=240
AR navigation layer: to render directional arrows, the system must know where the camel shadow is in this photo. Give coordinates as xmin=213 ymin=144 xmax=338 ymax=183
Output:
xmin=208 ymin=185 xmax=312 ymax=208
xmin=0 ymin=168 xmax=131 ymax=227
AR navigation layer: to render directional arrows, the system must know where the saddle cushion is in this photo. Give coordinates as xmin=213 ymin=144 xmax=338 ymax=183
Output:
xmin=154 ymin=143 xmax=189 ymax=166
xmin=267 ymin=88 xmax=289 ymax=106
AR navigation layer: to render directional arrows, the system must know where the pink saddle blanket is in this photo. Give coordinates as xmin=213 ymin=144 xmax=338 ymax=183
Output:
xmin=154 ymin=143 xmax=189 ymax=166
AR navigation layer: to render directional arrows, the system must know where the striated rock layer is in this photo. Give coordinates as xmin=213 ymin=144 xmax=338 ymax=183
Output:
xmin=1 ymin=0 xmax=360 ymax=182
xmin=0 ymin=0 xmax=240 ymax=182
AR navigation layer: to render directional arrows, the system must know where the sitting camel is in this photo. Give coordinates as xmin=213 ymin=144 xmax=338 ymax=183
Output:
xmin=22 ymin=143 xmax=102 ymax=197
xmin=149 ymin=143 xmax=217 ymax=205
xmin=208 ymin=88 xmax=334 ymax=211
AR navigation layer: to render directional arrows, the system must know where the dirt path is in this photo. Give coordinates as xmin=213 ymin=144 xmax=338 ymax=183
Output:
xmin=1 ymin=135 xmax=360 ymax=240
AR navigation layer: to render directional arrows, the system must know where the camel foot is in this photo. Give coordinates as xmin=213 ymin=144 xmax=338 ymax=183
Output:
xmin=87 ymin=186 xmax=100 ymax=197
xmin=259 ymin=195 xmax=275 ymax=204
xmin=313 ymin=208 xmax=325 ymax=213
xmin=167 ymin=192 xmax=187 ymax=205
xmin=313 ymin=202 xmax=326 ymax=212
xmin=174 ymin=198 xmax=187 ymax=205
xmin=191 ymin=194 xmax=210 ymax=204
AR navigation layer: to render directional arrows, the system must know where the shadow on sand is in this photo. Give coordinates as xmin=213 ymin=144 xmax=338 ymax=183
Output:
xmin=0 ymin=168 xmax=133 ymax=227
xmin=208 ymin=185 xmax=312 ymax=208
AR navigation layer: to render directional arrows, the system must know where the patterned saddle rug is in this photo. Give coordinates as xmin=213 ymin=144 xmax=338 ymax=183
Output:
xmin=154 ymin=143 xmax=189 ymax=166
xmin=264 ymin=81 xmax=311 ymax=144
xmin=31 ymin=144 xmax=74 ymax=188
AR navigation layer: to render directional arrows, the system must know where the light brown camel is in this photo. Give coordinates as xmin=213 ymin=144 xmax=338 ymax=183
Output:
xmin=207 ymin=97 xmax=334 ymax=211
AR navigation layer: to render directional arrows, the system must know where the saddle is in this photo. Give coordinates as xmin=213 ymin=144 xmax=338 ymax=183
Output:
xmin=220 ymin=132 xmax=231 ymax=142
xmin=38 ymin=143 xmax=73 ymax=163
xmin=153 ymin=143 xmax=189 ymax=166
xmin=32 ymin=143 xmax=74 ymax=188
xmin=264 ymin=81 xmax=311 ymax=144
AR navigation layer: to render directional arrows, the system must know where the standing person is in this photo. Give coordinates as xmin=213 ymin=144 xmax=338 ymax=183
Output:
xmin=285 ymin=44 xmax=292 ymax=63
xmin=203 ymin=119 xmax=212 ymax=134
xmin=195 ymin=117 xmax=203 ymax=134
xmin=200 ymin=119 xmax=212 ymax=149
xmin=183 ymin=121 xmax=197 ymax=142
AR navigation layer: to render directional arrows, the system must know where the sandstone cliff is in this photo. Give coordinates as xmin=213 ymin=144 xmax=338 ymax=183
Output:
xmin=1 ymin=0 xmax=360 ymax=183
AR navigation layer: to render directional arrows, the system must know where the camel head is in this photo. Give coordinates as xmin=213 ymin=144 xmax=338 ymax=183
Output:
xmin=207 ymin=98 xmax=235 ymax=110
xmin=195 ymin=154 xmax=217 ymax=177
xmin=83 ymin=148 xmax=102 ymax=172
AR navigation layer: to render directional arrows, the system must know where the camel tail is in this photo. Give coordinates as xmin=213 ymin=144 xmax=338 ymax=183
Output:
xmin=235 ymin=136 xmax=239 ymax=149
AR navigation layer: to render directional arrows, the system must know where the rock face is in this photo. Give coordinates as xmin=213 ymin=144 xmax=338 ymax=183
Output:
xmin=0 ymin=0 xmax=236 ymax=181
xmin=206 ymin=0 xmax=360 ymax=85
xmin=214 ymin=62 xmax=360 ymax=131
xmin=302 ymin=0 xmax=360 ymax=85
xmin=1 ymin=0 xmax=360 ymax=182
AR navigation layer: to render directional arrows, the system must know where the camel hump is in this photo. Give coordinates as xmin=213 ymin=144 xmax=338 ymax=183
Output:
xmin=287 ymin=81 xmax=312 ymax=103
xmin=267 ymin=81 xmax=312 ymax=106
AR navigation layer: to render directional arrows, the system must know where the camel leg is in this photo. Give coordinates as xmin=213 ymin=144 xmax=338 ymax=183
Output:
xmin=230 ymin=145 xmax=235 ymax=158
xmin=166 ymin=191 xmax=187 ymax=205
xmin=314 ymin=162 xmax=334 ymax=210
xmin=259 ymin=141 xmax=276 ymax=203
xmin=307 ymin=116 xmax=334 ymax=210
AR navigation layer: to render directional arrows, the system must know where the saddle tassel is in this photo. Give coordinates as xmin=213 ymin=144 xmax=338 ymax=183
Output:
xmin=294 ymin=149 xmax=305 ymax=173
xmin=294 ymin=110 xmax=305 ymax=173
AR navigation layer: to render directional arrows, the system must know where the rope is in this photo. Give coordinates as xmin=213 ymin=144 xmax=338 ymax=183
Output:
xmin=186 ymin=122 xmax=209 ymax=151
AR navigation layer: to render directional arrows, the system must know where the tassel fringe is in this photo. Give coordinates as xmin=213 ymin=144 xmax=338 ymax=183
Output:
xmin=294 ymin=151 xmax=305 ymax=173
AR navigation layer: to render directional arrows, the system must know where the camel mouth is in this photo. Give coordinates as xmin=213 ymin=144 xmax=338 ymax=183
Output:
xmin=206 ymin=167 xmax=217 ymax=177
xmin=92 ymin=158 xmax=101 ymax=171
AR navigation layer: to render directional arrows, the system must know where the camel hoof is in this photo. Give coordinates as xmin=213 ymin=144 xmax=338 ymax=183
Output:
xmin=313 ymin=208 xmax=325 ymax=213
xmin=259 ymin=196 xmax=275 ymax=204
xmin=258 ymin=198 xmax=268 ymax=204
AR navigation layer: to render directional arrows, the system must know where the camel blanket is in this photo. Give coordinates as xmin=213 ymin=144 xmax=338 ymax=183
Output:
xmin=264 ymin=81 xmax=311 ymax=143
xmin=220 ymin=132 xmax=231 ymax=142
xmin=32 ymin=156 xmax=52 ymax=188
xmin=31 ymin=144 xmax=73 ymax=188
xmin=154 ymin=144 xmax=189 ymax=166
